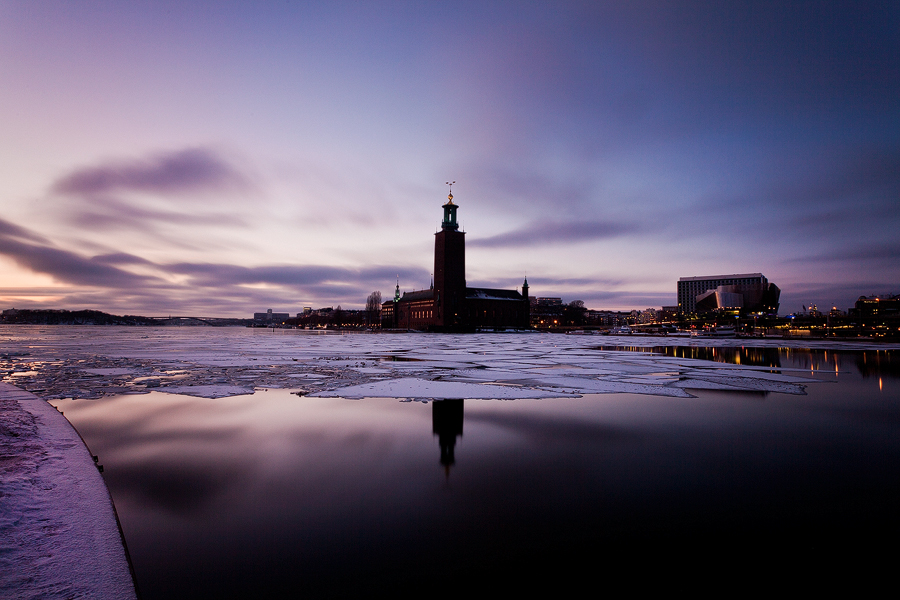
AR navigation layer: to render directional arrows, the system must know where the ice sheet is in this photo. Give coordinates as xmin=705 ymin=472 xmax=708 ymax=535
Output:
xmin=313 ymin=377 xmax=574 ymax=400
xmin=2 ymin=327 xmax=886 ymax=402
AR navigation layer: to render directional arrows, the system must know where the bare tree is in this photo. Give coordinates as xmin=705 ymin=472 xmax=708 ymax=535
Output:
xmin=365 ymin=291 xmax=382 ymax=327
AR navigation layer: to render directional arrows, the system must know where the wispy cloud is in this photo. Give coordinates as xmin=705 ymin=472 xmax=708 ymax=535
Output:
xmin=790 ymin=242 xmax=900 ymax=263
xmin=51 ymin=147 xmax=252 ymax=197
xmin=165 ymin=263 xmax=425 ymax=290
xmin=64 ymin=196 xmax=248 ymax=231
xmin=43 ymin=147 xmax=255 ymax=236
xmin=470 ymin=220 xmax=638 ymax=248
xmin=0 ymin=218 xmax=153 ymax=288
xmin=0 ymin=218 xmax=50 ymax=244
xmin=0 ymin=216 xmax=428 ymax=312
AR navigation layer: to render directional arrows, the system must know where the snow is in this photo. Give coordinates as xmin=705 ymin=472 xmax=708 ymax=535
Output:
xmin=0 ymin=382 xmax=137 ymax=600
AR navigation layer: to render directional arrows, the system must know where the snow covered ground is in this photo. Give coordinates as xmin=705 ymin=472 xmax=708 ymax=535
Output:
xmin=5 ymin=326 xmax=893 ymax=401
xmin=0 ymin=382 xmax=137 ymax=600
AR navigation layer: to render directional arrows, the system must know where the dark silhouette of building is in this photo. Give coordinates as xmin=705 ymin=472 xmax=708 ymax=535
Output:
xmin=853 ymin=294 xmax=900 ymax=317
xmin=382 ymin=192 xmax=530 ymax=331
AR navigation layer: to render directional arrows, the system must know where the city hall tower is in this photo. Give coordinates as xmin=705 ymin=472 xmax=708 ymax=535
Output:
xmin=433 ymin=190 xmax=466 ymax=329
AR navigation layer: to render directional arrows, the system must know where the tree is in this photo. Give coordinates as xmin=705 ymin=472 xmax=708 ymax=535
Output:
xmin=365 ymin=291 xmax=382 ymax=326
xmin=563 ymin=300 xmax=587 ymax=326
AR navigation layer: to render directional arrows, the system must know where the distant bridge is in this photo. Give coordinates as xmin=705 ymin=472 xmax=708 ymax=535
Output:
xmin=144 ymin=316 xmax=251 ymax=325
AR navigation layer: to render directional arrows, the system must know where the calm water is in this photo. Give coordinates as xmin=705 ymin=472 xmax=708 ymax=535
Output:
xmin=52 ymin=348 xmax=899 ymax=596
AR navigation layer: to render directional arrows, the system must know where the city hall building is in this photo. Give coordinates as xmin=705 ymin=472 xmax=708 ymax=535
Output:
xmin=382 ymin=192 xmax=530 ymax=331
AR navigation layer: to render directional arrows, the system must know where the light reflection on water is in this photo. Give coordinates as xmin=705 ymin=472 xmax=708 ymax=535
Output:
xmin=51 ymin=348 xmax=899 ymax=597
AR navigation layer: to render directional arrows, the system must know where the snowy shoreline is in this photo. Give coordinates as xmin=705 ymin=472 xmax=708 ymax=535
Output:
xmin=0 ymin=382 xmax=137 ymax=600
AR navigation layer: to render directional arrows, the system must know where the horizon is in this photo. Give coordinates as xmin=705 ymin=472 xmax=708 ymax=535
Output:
xmin=1 ymin=2 xmax=898 ymax=317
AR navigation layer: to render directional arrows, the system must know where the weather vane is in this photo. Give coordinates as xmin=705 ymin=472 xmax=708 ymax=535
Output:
xmin=445 ymin=180 xmax=456 ymax=203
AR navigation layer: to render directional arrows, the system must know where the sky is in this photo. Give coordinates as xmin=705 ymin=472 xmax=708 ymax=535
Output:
xmin=0 ymin=1 xmax=898 ymax=317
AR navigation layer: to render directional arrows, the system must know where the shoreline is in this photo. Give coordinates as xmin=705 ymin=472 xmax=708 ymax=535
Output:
xmin=0 ymin=382 xmax=137 ymax=600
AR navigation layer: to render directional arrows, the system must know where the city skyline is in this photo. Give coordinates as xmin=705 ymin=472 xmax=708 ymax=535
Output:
xmin=1 ymin=2 xmax=897 ymax=316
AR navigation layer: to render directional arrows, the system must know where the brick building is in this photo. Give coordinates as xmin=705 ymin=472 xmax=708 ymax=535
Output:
xmin=382 ymin=192 xmax=529 ymax=331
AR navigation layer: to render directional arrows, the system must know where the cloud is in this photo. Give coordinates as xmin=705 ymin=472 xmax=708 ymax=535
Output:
xmin=790 ymin=242 xmax=900 ymax=264
xmin=165 ymin=262 xmax=427 ymax=291
xmin=470 ymin=220 xmax=638 ymax=249
xmin=0 ymin=213 xmax=432 ymax=313
xmin=64 ymin=195 xmax=248 ymax=231
xmin=42 ymin=148 xmax=254 ymax=236
xmin=90 ymin=252 xmax=158 ymax=266
xmin=51 ymin=147 xmax=252 ymax=197
xmin=771 ymin=145 xmax=900 ymax=211
xmin=0 ymin=218 xmax=154 ymax=288
xmin=0 ymin=218 xmax=50 ymax=244
xmin=683 ymin=144 xmax=900 ymax=246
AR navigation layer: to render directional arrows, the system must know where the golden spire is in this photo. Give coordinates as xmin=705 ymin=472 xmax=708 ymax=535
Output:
xmin=445 ymin=181 xmax=455 ymax=205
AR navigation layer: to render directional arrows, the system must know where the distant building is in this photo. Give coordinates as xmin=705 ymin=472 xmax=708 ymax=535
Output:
xmin=254 ymin=309 xmax=290 ymax=323
xmin=585 ymin=310 xmax=631 ymax=328
xmin=636 ymin=308 xmax=658 ymax=324
xmin=658 ymin=306 xmax=679 ymax=322
xmin=382 ymin=192 xmax=530 ymax=331
xmin=853 ymin=294 xmax=900 ymax=317
xmin=529 ymin=297 xmax=565 ymax=328
xmin=677 ymin=273 xmax=780 ymax=316
xmin=533 ymin=297 xmax=562 ymax=306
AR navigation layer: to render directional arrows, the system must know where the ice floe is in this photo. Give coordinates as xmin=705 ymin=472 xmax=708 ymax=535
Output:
xmin=313 ymin=377 xmax=574 ymax=400
xmin=2 ymin=326 xmax=895 ymax=401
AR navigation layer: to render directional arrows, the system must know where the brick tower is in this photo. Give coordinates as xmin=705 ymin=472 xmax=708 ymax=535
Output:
xmin=433 ymin=190 xmax=466 ymax=330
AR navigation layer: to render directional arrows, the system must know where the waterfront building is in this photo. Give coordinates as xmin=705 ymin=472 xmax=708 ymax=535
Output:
xmin=253 ymin=309 xmax=290 ymax=323
xmin=382 ymin=192 xmax=530 ymax=331
xmin=853 ymin=294 xmax=900 ymax=317
xmin=677 ymin=273 xmax=780 ymax=316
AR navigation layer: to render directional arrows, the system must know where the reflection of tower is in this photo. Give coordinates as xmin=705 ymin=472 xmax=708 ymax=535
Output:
xmin=432 ymin=399 xmax=463 ymax=476
xmin=434 ymin=190 xmax=465 ymax=331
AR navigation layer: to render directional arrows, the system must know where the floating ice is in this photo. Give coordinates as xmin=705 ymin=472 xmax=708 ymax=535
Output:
xmin=2 ymin=327 xmax=889 ymax=401
xmin=312 ymin=377 xmax=574 ymax=400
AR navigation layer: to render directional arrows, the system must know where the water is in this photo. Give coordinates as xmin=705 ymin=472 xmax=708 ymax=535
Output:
xmin=51 ymin=346 xmax=899 ymax=596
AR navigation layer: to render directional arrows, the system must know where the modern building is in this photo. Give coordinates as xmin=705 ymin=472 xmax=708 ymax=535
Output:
xmin=253 ymin=309 xmax=290 ymax=323
xmin=677 ymin=273 xmax=780 ymax=316
xmin=382 ymin=192 xmax=530 ymax=331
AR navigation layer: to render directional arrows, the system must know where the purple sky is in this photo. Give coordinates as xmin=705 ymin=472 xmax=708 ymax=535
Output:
xmin=1 ymin=1 xmax=897 ymax=316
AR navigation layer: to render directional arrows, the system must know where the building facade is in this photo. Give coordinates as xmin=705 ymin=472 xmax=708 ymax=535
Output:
xmin=382 ymin=193 xmax=530 ymax=331
xmin=677 ymin=273 xmax=780 ymax=316
xmin=253 ymin=309 xmax=290 ymax=323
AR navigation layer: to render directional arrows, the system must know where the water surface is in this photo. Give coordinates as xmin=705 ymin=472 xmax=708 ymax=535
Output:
xmin=52 ymin=347 xmax=899 ymax=596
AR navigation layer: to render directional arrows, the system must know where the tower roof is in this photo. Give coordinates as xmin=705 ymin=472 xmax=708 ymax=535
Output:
xmin=441 ymin=192 xmax=459 ymax=230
